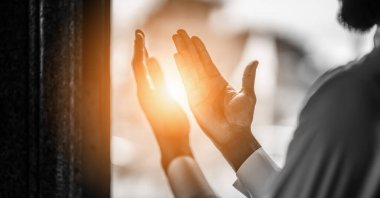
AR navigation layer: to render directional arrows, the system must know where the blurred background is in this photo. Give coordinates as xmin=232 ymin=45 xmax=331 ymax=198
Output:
xmin=111 ymin=0 xmax=376 ymax=197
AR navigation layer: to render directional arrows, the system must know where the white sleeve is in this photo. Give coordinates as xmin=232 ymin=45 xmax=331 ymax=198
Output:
xmin=233 ymin=148 xmax=280 ymax=198
xmin=167 ymin=156 xmax=218 ymax=198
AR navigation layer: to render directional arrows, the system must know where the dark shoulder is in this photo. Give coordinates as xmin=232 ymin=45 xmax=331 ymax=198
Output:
xmin=299 ymin=56 xmax=380 ymax=123
xmin=289 ymin=51 xmax=380 ymax=161
xmin=327 ymin=56 xmax=379 ymax=100
xmin=309 ymin=55 xmax=379 ymax=107
xmin=293 ymin=56 xmax=380 ymax=139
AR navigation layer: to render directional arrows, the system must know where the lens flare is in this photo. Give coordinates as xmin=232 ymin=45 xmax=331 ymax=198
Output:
xmin=167 ymin=80 xmax=187 ymax=106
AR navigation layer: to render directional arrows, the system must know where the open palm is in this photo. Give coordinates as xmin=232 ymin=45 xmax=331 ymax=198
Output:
xmin=172 ymin=30 xmax=259 ymax=150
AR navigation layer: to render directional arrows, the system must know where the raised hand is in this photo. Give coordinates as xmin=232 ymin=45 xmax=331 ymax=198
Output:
xmin=172 ymin=29 xmax=261 ymax=170
xmin=132 ymin=30 xmax=192 ymax=170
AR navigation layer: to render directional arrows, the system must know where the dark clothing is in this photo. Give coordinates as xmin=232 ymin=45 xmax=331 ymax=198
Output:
xmin=271 ymin=46 xmax=380 ymax=197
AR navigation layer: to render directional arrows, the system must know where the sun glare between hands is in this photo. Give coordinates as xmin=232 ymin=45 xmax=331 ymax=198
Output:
xmin=167 ymin=77 xmax=188 ymax=107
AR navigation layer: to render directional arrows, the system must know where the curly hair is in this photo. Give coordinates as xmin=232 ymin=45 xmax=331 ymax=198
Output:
xmin=338 ymin=0 xmax=380 ymax=32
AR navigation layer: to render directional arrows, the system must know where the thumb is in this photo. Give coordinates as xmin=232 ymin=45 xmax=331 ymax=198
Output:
xmin=242 ymin=61 xmax=259 ymax=96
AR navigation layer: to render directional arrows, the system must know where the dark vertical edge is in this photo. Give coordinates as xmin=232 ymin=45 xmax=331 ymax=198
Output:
xmin=0 ymin=0 xmax=111 ymax=196
xmin=68 ymin=0 xmax=80 ymax=196
xmin=37 ymin=0 xmax=48 ymax=196
xmin=36 ymin=0 xmax=84 ymax=196
xmin=27 ymin=0 xmax=40 ymax=197
xmin=26 ymin=0 xmax=110 ymax=196
xmin=71 ymin=0 xmax=84 ymax=196
xmin=82 ymin=0 xmax=111 ymax=197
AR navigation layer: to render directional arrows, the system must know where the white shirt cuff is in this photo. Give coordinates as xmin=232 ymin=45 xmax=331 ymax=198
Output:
xmin=233 ymin=148 xmax=280 ymax=198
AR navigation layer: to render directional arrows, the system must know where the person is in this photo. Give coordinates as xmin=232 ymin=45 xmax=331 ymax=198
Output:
xmin=132 ymin=0 xmax=380 ymax=197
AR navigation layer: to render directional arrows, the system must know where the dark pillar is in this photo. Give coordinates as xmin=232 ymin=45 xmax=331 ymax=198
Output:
xmin=0 ymin=0 xmax=110 ymax=197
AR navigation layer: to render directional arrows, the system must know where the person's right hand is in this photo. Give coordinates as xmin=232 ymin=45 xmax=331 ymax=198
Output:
xmin=172 ymin=29 xmax=261 ymax=170
xmin=132 ymin=30 xmax=192 ymax=171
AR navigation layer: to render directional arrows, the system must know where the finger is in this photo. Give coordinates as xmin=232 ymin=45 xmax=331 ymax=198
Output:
xmin=242 ymin=61 xmax=259 ymax=96
xmin=173 ymin=34 xmax=195 ymax=79
xmin=177 ymin=29 xmax=207 ymax=79
xmin=132 ymin=31 xmax=149 ymax=93
xmin=173 ymin=34 xmax=191 ymax=67
xmin=174 ymin=52 xmax=196 ymax=91
xmin=136 ymin=29 xmax=150 ymax=58
xmin=173 ymin=34 xmax=187 ymax=53
xmin=135 ymin=29 xmax=150 ymax=58
xmin=191 ymin=36 xmax=220 ymax=77
xmin=147 ymin=57 xmax=165 ymax=91
xmin=144 ymin=46 xmax=149 ymax=58
xmin=132 ymin=30 xmax=144 ymax=65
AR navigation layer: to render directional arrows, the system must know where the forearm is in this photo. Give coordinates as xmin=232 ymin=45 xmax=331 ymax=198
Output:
xmin=219 ymin=128 xmax=261 ymax=172
xmin=167 ymin=156 xmax=218 ymax=198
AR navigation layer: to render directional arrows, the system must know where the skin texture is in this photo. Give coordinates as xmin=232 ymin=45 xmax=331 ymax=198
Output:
xmin=132 ymin=30 xmax=192 ymax=171
xmin=172 ymin=29 xmax=261 ymax=171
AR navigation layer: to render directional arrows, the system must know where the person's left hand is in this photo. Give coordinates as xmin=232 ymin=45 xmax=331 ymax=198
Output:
xmin=132 ymin=30 xmax=192 ymax=171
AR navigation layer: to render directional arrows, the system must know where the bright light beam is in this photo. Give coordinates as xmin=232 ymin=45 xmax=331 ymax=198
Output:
xmin=167 ymin=79 xmax=188 ymax=107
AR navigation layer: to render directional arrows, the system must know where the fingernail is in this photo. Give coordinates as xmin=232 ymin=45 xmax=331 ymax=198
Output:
xmin=177 ymin=29 xmax=185 ymax=34
xmin=172 ymin=34 xmax=180 ymax=41
xmin=252 ymin=61 xmax=259 ymax=69
xmin=191 ymin=36 xmax=198 ymax=42
xmin=136 ymin=29 xmax=144 ymax=36
xmin=177 ymin=29 xmax=188 ymax=36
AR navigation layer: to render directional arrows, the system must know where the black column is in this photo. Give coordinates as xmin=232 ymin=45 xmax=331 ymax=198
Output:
xmin=0 ymin=0 xmax=110 ymax=197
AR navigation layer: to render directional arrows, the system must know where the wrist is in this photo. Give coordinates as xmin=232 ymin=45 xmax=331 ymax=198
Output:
xmin=219 ymin=128 xmax=261 ymax=171
xmin=161 ymin=145 xmax=193 ymax=174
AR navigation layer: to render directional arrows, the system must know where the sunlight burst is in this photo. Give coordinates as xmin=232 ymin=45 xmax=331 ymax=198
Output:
xmin=167 ymin=80 xmax=187 ymax=106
